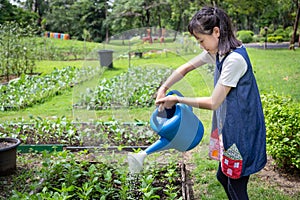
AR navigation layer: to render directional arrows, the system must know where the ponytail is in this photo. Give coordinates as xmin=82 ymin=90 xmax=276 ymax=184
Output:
xmin=188 ymin=6 xmax=241 ymax=56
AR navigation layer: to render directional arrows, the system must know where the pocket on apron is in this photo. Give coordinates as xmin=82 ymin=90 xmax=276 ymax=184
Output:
xmin=221 ymin=143 xmax=243 ymax=179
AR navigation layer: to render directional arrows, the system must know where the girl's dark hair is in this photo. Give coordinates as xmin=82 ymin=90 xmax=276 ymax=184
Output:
xmin=188 ymin=6 xmax=241 ymax=56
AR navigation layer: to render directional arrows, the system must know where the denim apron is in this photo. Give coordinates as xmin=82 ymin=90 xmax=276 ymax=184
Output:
xmin=209 ymin=46 xmax=267 ymax=179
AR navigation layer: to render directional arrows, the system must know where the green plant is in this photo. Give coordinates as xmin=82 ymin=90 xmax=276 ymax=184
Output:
xmin=140 ymin=175 xmax=161 ymax=200
xmin=0 ymin=21 xmax=38 ymax=81
xmin=273 ymin=28 xmax=289 ymax=40
xmin=267 ymin=36 xmax=284 ymax=43
xmin=3 ymin=150 xmax=183 ymax=199
xmin=261 ymin=93 xmax=300 ymax=171
xmin=76 ymin=66 xmax=173 ymax=109
xmin=237 ymin=30 xmax=254 ymax=43
xmin=0 ymin=65 xmax=103 ymax=111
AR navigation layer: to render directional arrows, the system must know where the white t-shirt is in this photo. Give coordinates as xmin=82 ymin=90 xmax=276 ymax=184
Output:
xmin=199 ymin=48 xmax=247 ymax=88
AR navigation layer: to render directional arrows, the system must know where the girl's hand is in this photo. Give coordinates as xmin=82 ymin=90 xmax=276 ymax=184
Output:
xmin=155 ymin=87 xmax=167 ymax=111
xmin=155 ymin=88 xmax=166 ymax=102
xmin=155 ymin=95 xmax=179 ymax=111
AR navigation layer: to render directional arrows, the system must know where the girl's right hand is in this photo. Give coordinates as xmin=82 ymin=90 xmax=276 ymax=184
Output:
xmin=155 ymin=87 xmax=167 ymax=111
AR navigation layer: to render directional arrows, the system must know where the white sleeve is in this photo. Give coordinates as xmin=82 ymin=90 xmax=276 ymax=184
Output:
xmin=188 ymin=50 xmax=216 ymax=68
xmin=219 ymin=52 xmax=247 ymax=87
xmin=199 ymin=50 xmax=216 ymax=64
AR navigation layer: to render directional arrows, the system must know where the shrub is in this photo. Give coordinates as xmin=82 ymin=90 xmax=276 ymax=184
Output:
xmin=260 ymin=25 xmax=274 ymax=36
xmin=261 ymin=93 xmax=300 ymax=172
xmin=273 ymin=28 xmax=289 ymax=41
xmin=252 ymin=35 xmax=265 ymax=43
xmin=267 ymin=35 xmax=284 ymax=43
xmin=237 ymin=30 xmax=254 ymax=43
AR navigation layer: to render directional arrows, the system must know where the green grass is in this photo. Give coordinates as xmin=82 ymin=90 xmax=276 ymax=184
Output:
xmin=36 ymin=60 xmax=85 ymax=74
xmin=248 ymin=48 xmax=300 ymax=100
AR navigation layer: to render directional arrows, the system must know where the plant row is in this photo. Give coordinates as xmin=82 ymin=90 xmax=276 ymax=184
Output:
xmin=75 ymin=67 xmax=173 ymax=110
xmin=34 ymin=37 xmax=96 ymax=61
xmin=0 ymin=66 xmax=102 ymax=111
xmin=3 ymin=150 xmax=183 ymax=200
xmin=0 ymin=116 xmax=158 ymax=147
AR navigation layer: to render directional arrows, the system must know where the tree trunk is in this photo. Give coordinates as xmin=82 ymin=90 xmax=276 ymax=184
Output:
xmin=290 ymin=3 xmax=300 ymax=50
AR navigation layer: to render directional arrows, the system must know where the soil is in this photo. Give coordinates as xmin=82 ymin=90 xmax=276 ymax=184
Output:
xmin=0 ymin=141 xmax=15 ymax=149
xmin=256 ymin=156 xmax=300 ymax=196
xmin=0 ymin=74 xmax=19 ymax=84
xmin=0 ymin=73 xmax=42 ymax=84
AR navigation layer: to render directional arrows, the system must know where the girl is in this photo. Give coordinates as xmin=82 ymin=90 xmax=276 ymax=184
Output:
xmin=155 ymin=6 xmax=267 ymax=200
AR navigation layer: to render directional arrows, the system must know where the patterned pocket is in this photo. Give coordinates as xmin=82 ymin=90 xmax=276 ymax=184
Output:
xmin=221 ymin=143 xmax=243 ymax=179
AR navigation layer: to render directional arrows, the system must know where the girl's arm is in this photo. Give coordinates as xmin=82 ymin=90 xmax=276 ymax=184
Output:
xmin=156 ymin=52 xmax=212 ymax=103
xmin=156 ymin=81 xmax=231 ymax=111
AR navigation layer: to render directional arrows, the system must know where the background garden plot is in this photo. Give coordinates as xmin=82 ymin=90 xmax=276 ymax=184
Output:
xmin=71 ymin=28 xmax=213 ymax=149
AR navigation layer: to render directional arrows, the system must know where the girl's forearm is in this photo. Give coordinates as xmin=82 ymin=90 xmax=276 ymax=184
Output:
xmin=177 ymin=83 xmax=231 ymax=110
xmin=160 ymin=55 xmax=205 ymax=91
xmin=177 ymin=96 xmax=213 ymax=110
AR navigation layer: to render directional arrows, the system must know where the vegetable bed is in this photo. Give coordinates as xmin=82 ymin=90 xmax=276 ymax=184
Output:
xmin=0 ymin=149 xmax=192 ymax=199
xmin=0 ymin=117 xmax=158 ymax=148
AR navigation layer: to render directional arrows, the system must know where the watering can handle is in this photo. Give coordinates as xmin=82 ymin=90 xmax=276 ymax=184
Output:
xmin=167 ymin=90 xmax=184 ymax=97
xmin=166 ymin=90 xmax=193 ymax=112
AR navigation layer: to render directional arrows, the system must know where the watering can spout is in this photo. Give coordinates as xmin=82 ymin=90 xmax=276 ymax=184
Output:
xmin=128 ymin=151 xmax=147 ymax=173
xmin=128 ymin=90 xmax=204 ymax=173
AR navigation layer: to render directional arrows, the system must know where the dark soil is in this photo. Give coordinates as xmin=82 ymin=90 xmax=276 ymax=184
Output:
xmin=0 ymin=73 xmax=42 ymax=84
xmin=0 ymin=74 xmax=19 ymax=84
xmin=0 ymin=141 xmax=15 ymax=149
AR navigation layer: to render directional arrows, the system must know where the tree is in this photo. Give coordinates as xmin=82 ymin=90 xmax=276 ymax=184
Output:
xmin=74 ymin=0 xmax=108 ymax=42
xmin=0 ymin=0 xmax=38 ymax=26
xmin=290 ymin=0 xmax=300 ymax=50
xmin=0 ymin=21 xmax=38 ymax=81
xmin=0 ymin=0 xmax=16 ymax=23
xmin=18 ymin=0 xmax=50 ymax=28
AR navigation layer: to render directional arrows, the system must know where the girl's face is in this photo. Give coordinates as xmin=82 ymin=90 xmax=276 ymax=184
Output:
xmin=194 ymin=27 xmax=220 ymax=55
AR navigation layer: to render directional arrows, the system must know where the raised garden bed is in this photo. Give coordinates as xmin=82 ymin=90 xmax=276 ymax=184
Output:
xmin=0 ymin=118 xmax=159 ymax=149
xmin=0 ymin=149 xmax=193 ymax=199
xmin=0 ymin=117 xmax=194 ymax=199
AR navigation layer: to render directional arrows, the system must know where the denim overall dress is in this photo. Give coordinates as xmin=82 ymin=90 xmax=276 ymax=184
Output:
xmin=209 ymin=46 xmax=267 ymax=179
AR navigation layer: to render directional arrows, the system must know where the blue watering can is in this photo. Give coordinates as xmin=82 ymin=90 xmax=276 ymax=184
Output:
xmin=128 ymin=90 xmax=204 ymax=173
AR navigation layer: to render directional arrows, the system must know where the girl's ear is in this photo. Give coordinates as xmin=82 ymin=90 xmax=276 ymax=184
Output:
xmin=213 ymin=27 xmax=220 ymax=38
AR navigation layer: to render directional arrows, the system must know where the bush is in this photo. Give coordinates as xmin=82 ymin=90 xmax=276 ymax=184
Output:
xmin=237 ymin=30 xmax=254 ymax=43
xmin=261 ymin=93 xmax=300 ymax=172
xmin=252 ymin=35 xmax=265 ymax=43
xmin=273 ymin=28 xmax=289 ymax=40
xmin=259 ymin=26 xmax=293 ymax=42
xmin=267 ymin=36 xmax=284 ymax=43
